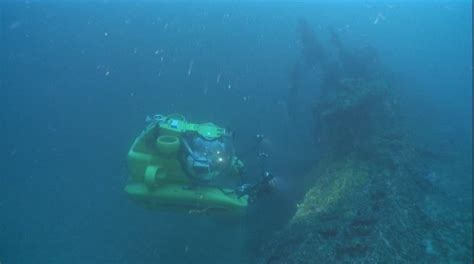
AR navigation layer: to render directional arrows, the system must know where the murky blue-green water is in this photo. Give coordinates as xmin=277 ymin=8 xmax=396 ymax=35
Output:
xmin=1 ymin=1 xmax=471 ymax=263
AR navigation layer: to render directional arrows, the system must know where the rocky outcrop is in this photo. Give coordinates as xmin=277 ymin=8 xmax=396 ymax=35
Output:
xmin=259 ymin=61 xmax=471 ymax=263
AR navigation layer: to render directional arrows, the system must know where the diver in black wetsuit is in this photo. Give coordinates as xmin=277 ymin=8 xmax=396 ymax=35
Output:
xmin=235 ymin=134 xmax=276 ymax=203
xmin=236 ymin=171 xmax=275 ymax=203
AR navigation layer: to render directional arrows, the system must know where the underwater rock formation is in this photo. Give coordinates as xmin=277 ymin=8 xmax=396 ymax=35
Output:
xmin=313 ymin=76 xmax=396 ymax=159
xmin=259 ymin=21 xmax=472 ymax=263
xmin=261 ymin=152 xmax=472 ymax=263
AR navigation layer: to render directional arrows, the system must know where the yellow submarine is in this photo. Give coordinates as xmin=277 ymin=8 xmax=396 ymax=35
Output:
xmin=125 ymin=114 xmax=249 ymax=214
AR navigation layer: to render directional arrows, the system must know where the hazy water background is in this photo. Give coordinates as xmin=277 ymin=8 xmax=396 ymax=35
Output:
xmin=1 ymin=1 xmax=471 ymax=263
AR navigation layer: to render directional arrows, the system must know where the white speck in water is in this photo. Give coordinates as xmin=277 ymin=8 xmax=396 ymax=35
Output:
xmin=104 ymin=31 xmax=108 ymax=37
xmin=47 ymin=124 xmax=57 ymax=133
xmin=105 ymin=71 xmax=110 ymax=76
xmin=9 ymin=21 xmax=22 ymax=30
xmin=187 ymin=60 xmax=194 ymax=76
xmin=373 ymin=13 xmax=386 ymax=25
xmin=227 ymin=84 xmax=231 ymax=90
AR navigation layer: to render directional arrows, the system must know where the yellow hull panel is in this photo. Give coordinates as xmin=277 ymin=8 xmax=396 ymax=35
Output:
xmin=125 ymin=183 xmax=248 ymax=214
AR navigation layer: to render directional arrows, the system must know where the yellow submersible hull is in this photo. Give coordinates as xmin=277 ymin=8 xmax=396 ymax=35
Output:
xmin=125 ymin=115 xmax=248 ymax=214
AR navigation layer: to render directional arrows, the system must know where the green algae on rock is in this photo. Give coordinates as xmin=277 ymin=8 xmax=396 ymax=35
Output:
xmin=292 ymin=158 xmax=370 ymax=224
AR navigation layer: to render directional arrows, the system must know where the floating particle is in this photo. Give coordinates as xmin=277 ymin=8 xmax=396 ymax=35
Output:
xmin=187 ymin=60 xmax=194 ymax=76
xmin=104 ymin=31 xmax=108 ymax=37
xmin=216 ymin=73 xmax=221 ymax=83
xmin=105 ymin=71 xmax=110 ymax=76
xmin=227 ymin=84 xmax=231 ymax=89
xmin=47 ymin=124 xmax=57 ymax=133
xmin=9 ymin=21 xmax=22 ymax=30
xmin=373 ymin=13 xmax=386 ymax=25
